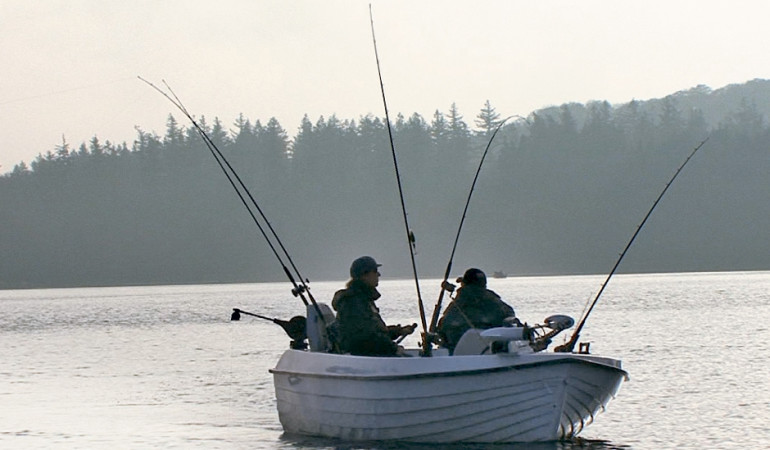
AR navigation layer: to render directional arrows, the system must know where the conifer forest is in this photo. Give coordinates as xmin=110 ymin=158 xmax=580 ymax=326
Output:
xmin=3 ymin=80 xmax=770 ymax=289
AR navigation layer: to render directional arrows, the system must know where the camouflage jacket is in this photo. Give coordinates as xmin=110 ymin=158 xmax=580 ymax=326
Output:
xmin=331 ymin=279 xmax=399 ymax=356
xmin=437 ymin=285 xmax=515 ymax=353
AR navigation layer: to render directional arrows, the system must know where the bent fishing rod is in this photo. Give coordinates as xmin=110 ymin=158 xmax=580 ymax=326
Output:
xmin=369 ymin=6 xmax=429 ymax=348
xmin=426 ymin=115 xmax=521 ymax=348
xmin=555 ymin=137 xmax=709 ymax=353
xmin=139 ymin=77 xmax=326 ymax=322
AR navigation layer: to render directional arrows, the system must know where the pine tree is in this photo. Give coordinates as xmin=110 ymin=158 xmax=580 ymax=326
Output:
xmin=164 ymin=114 xmax=185 ymax=148
xmin=474 ymin=100 xmax=502 ymax=137
xmin=54 ymin=135 xmax=71 ymax=163
xmin=209 ymin=117 xmax=230 ymax=148
xmin=447 ymin=103 xmax=470 ymax=141
xmin=430 ymin=110 xmax=448 ymax=145
xmin=233 ymin=113 xmax=256 ymax=150
xmin=10 ymin=161 xmax=30 ymax=176
xmin=261 ymin=117 xmax=289 ymax=164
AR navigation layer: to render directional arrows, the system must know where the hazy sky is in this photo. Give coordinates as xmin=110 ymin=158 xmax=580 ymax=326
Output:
xmin=2 ymin=0 xmax=770 ymax=172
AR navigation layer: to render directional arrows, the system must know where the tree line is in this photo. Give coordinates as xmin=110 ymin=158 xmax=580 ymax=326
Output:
xmin=2 ymin=80 xmax=770 ymax=289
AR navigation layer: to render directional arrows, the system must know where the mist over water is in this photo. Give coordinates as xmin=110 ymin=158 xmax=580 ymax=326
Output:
xmin=2 ymin=272 xmax=769 ymax=449
xmin=6 ymin=80 xmax=770 ymax=291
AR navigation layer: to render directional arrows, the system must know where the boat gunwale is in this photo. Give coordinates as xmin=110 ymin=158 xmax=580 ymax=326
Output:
xmin=270 ymin=351 xmax=628 ymax=382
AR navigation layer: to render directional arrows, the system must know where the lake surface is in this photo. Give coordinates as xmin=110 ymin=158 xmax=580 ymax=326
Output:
xmin=2 ymin=271 xmax=769 ymax=449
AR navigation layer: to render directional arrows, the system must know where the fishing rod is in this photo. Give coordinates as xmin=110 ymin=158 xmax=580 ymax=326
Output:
xmin=368 ymin=6 xmax=429 ymax=349
xmin=426 ymin=115 xmax=520 ymax=349
xmin=555 ymin=137 xmax=709 ymax=353
xmin=139 ymin=77 xmax=326 ymax=323
xmin=231 ymin=308 xmax=308 ymax=349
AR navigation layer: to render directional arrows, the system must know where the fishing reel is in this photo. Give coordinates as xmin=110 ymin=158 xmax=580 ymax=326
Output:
xmin=291 ymin=284 xmax=307 ymax=297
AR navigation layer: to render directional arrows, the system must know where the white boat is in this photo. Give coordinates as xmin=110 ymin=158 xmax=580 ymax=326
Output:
xmin=269 ymin=305 xmax=627 ymax=443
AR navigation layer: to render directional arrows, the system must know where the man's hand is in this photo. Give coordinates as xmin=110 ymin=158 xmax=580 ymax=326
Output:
xmin=388 ymin=323 xmax=418 ymax=341
xmin=400 ymin=323 xmax=417 ymax=336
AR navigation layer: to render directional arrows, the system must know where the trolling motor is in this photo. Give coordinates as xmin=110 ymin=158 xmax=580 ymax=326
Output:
xmin=452 ymin=314 xmax=574 ymax=356
xmin=527 ymin=315 xmax=575 ymax=352
xmin=231 ymin=308 xmax=308 ymax=350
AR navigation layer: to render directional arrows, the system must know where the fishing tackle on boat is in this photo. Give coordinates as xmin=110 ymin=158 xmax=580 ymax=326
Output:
xmin=426 ymin=115 xmax=519 ymax=353
xmin=231 ymin=308 xmax=308 ymax=350
xmin=368 ymin=6 xmax=428 ymax=349
xmin=526 ymin=315 xmax=575 ymax=352
xmin=556 ymin=137 xmax=710 ymax=353
xmin=139 ymin=77 xmax=326 ymax=324
xmin=263 ymin=9 xmax=627 ymax=440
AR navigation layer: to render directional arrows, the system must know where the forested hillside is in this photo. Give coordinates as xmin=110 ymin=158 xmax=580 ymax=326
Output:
xmin=2 ymin=80 xmax=770 ymax=289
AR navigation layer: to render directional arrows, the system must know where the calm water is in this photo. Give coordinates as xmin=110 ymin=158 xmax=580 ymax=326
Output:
xmin=1 ymin=272 xmax=769 ymax=449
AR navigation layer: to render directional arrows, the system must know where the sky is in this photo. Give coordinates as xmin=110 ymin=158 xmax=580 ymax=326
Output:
xmin=2 ymin=0 xmax=770 ymax=173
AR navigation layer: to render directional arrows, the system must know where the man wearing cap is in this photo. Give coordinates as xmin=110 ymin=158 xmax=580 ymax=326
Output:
xmin=331 ymin=256 xmax=415 ymax=356
xmin=437 ymin=268 xmax=516 ymax=354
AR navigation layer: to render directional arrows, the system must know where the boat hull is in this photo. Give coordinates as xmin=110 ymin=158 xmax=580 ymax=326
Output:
xmin=270 ymin=350 xmax=626 ymax=443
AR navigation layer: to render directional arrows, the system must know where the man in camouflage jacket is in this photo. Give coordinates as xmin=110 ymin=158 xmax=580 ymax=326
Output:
xmin=331 ymin=256 xmax=415 ymax=356
xmin=437 ymin=268 xmax=516 ymax=354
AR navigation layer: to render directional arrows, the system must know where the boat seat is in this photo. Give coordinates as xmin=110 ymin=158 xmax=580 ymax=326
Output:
xmin=452 ymin=329 xmax=490 ymax=355
xmin=306 ymin=303 xmax=336 ymax=352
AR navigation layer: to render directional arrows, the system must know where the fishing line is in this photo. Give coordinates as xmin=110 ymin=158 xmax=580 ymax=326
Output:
xmin=427 ymin=115 xmax=523 ymax=345
xmin=369 ymin=5 xmax=428 ymax=344
xmin=0 ymin=76 xmax=137 ymax=106
xmin=139 ymin=77 xmax=325 ymax=320
xmin=556 ymin=137 xmax=709 ymax=353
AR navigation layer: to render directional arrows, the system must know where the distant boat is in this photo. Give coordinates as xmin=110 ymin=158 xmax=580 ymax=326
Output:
xmin=492 ymin=270 xmax=508 ymax=279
